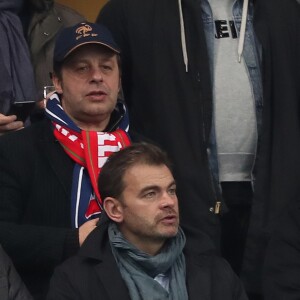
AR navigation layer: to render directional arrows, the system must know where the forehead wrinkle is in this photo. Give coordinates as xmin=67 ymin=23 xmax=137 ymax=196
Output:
xmin=123 ymin=165 xmax=174 ymax=194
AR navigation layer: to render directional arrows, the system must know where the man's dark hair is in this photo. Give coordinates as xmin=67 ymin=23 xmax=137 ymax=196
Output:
xmin=98 ymin=142 xmax=173 ymax=200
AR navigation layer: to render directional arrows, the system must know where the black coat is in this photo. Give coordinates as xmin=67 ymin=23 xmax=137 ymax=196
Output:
xmin=0 ymin=119 xmax=78 ymax=298
xmin=47 ymin=218 xmax=248 ymax=300
xmin=0 ymin=118 xmax=136 ymax=299
xmin=263 ymin=200 xmax=300 ymax=300
xmin=242 ymin=0 xmax=300 ymax=293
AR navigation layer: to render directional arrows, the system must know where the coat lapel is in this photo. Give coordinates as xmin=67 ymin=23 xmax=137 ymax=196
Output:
xmin=186 ymin=254 xmax=212 ymax=300
xmin=38 ymin=120 xmax=73 ymax=197
xmin=80 ymin=221 xmax=131 ymax=300
xmin=94 ymin=254 xmax=131 ymax=300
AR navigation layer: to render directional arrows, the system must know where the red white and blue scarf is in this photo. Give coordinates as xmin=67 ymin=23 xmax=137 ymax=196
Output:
xmin=45 ymin=93 xmax=131 ymax=228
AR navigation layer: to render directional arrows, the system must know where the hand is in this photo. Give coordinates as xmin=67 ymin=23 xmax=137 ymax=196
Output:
xmin=78 ymin=218 xmax=99 ymax=246
xmin=0 ymin=113 xmax=24 ymax=135
xmin=36 ymin=99 xmax=46 ymax=110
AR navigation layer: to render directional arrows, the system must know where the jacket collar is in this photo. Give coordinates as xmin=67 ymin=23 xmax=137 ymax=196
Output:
xmin=39 ymin=119 xmax=73 ymax=197
xmin=78 ymin=213 xmax=111 ymax=261
xmin=78 ymin=213 xmax=220 ymax=300
xmin=77 ymin=215 xmax=132 ymax=300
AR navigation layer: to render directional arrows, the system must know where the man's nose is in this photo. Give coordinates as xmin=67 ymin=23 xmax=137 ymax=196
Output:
xmin=91 ymin=68 xmax=103 ymax=82
xmin=160 ymin=192 xmax=177 ymax=209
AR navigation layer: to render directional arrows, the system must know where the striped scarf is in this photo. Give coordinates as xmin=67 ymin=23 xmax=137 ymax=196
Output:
xmin=45 ymin=93 xmax=131 ymax=227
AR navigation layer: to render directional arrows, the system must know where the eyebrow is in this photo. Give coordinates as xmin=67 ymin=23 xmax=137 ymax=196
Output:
xmin=67 ymin=55 xmax=115 ymax=65
xmin=138 ymin=180 xmax=176 ymax=196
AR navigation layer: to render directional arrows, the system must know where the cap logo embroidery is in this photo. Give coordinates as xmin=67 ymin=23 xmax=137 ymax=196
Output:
xmin=75 ymin=24 xmax=98 ymax=40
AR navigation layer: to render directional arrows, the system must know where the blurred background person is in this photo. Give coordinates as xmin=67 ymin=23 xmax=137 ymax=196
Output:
xmin=0 ymin=0 xmax=37 ymax=133
xmin=19 ymin=0 xmax=85 ymax=122
xmin=0 ymin=0 xmax=84 ymax=134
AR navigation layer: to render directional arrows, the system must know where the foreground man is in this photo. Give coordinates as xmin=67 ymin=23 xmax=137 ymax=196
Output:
xmin=0 ymin=22 xmax=131 ymax=299
xmin=47 ymin=143 xmax=248 ymax=300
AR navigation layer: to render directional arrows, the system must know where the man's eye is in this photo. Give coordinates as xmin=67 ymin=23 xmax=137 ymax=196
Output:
xmin=76 ymin=66 xmax=89 ymax=72
xmin=144 ymin=191 xmax=156 ymax=198
xmin=168 ymin=188 xmax=176 ymax=195
xmin=102 ymin=65 xmax=112 ymax=71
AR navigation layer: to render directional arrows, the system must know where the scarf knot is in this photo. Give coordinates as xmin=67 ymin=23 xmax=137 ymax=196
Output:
xmin=109 ymin=223 xmax=188 ymax=300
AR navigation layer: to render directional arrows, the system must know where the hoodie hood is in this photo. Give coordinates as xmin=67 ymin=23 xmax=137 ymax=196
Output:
xmin=177 ymin=0 xmax=249 ymax=72
xmin=28 ymin=0 xmax=53 ymax=12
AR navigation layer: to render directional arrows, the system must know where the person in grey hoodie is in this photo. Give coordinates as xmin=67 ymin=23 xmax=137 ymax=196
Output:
xmin=0 ymin=0 xmax=85 ymax=134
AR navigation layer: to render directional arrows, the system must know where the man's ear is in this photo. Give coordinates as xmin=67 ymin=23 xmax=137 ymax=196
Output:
xmin=52 ymin=73 xmax=63 ymax=94
xmin=103 ymin=197 xmax=124 ymax=223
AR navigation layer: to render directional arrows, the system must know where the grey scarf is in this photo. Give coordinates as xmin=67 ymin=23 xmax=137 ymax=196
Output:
xmin=0 ymin=0 xmax=37 ymax=114
xmin=108 ymin=223 xmax=188 ymax=300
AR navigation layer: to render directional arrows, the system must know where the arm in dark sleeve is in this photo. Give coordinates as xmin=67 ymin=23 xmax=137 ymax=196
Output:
xmin=0 ymin=245 xmax=33 ymax=300
xmin=46 ymin=265 xmax=78 ymax=300
xmin=263 ymin=201 xmax=300 ymax=300
xmin=217 ymin=258 xmax=249 ymax=300
xmin=186 ymin=251 xmax=249 ymax=299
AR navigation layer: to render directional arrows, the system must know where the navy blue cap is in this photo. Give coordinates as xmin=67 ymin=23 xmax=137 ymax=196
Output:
xmin=53 ymin=22 xmax=120 ymax=63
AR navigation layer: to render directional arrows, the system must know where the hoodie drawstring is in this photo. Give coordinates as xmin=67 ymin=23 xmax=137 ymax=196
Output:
xmin=238 ymin=0 xmax=249 ymax=62
xmin=177 ymin=0 xmax=249 ymax=69
xmin=178 ymin=0 xmax=188 ymax=72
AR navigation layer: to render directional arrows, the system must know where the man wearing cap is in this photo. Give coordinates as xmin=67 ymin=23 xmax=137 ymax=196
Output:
xmin=0 ymin=22 xmax=131 ymax=299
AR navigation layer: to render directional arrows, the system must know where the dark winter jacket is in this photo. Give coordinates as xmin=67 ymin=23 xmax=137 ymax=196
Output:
xmin=0 ymin=110 xmax=134 ymax=299
xmin=47 ymin=217 xmax=248 ymax=300
xmin=0 ymin=245 xmax=33 ymax=300
xmin=0 ymin=119 xmax=81 ymax=299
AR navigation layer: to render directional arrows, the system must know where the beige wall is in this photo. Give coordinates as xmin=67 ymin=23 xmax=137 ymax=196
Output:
xmin=57 ymin=0 xmax=108 ymax=22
